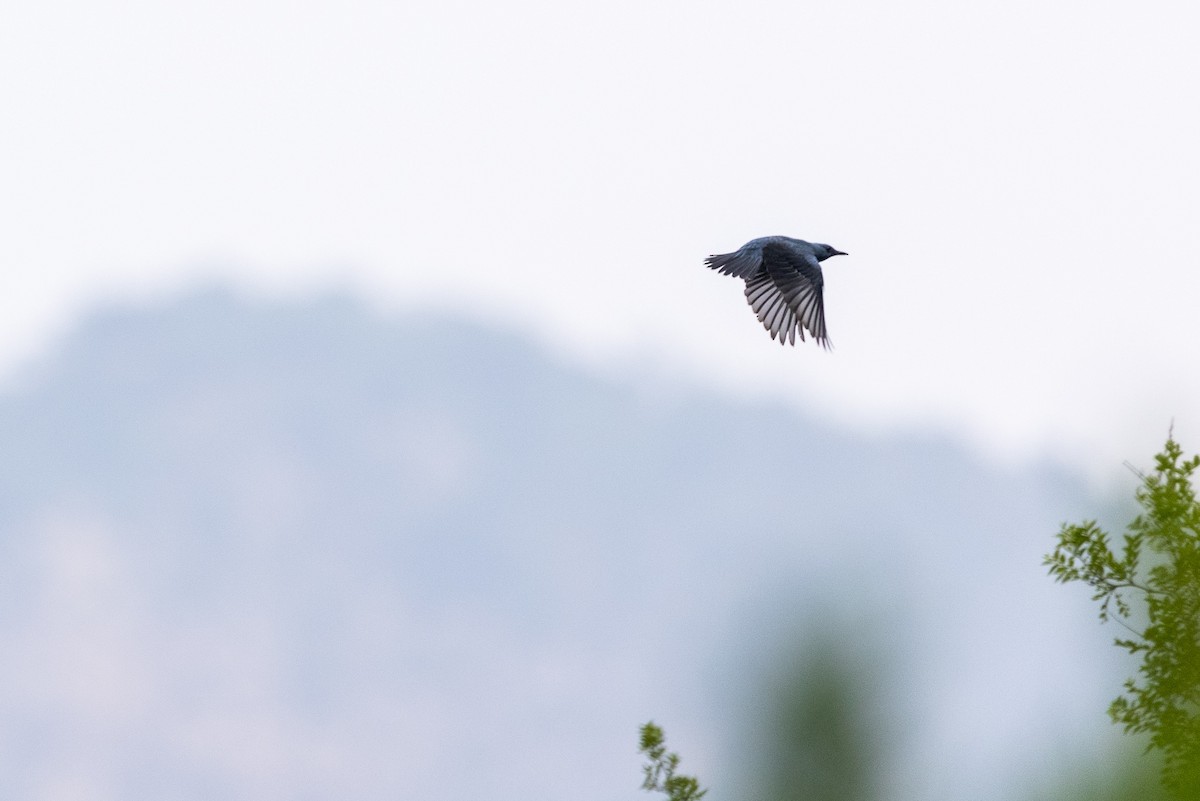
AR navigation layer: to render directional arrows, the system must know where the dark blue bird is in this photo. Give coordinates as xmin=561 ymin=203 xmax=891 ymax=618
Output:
xmin=705 ymin=236 xmax=847 ymax=349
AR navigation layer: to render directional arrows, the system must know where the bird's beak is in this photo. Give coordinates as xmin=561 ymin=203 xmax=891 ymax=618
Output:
xmin=832 ymin=249 xmax=848 ymax=257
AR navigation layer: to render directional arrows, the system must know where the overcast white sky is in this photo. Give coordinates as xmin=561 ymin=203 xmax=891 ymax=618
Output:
xmin=3 ymin=0 xmax=1199 ymax=477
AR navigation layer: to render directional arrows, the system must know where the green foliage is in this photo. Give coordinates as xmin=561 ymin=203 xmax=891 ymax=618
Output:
xmin=1035 ymin=747 xmax=1170 ymax=801
xmin=749 ymin=625 xmax=881 ymax=801
xmin=639 ymin=722 xmax=708 ymax=801
xmin=1045 ymin=435 xmax=1200 ymax=797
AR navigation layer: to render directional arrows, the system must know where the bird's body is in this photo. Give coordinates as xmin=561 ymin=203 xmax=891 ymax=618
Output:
xmin=704 ymin=236 xmax=846 ymax=349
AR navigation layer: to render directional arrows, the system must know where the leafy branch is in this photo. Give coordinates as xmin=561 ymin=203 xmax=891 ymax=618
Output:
xmin=639 ymin=722 xmax=708 ymax=801
xmin=1045 ymin=435 xmax=1200 ymax=797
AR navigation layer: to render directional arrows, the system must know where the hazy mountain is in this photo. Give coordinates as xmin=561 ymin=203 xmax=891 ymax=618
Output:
xmin=0 ymin=289 xmax=1124 ymax=800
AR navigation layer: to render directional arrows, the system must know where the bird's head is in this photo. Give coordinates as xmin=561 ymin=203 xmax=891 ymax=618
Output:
xmin=814 ymin=243 xmax=848 ymax=261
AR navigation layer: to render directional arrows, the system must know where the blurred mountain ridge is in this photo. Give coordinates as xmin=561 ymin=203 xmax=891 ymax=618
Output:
xmin=0 ymin=287 xmax=1121 ymax=800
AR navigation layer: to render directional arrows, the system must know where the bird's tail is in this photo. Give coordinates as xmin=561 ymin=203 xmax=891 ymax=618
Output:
xmin=704 ymin=250 xmax=761 ymax=279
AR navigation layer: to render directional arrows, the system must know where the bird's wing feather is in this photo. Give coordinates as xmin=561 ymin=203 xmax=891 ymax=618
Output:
xmin=745 ymin=273 xmax=803 ymax=345
xmin=744 ymin=241 xmax=830 ymax=349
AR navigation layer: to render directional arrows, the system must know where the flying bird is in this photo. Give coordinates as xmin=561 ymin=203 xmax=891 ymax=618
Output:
xmin=704 ymin=236 xmax=847 ymax=349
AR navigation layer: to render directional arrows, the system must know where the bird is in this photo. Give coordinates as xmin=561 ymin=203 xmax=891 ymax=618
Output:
xmin=704 ymin=236 xmax=847 ymax=349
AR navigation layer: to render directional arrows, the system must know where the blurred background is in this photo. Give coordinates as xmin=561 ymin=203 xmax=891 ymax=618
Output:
xmin=2 ymin=1 xmax=1199 ymax=798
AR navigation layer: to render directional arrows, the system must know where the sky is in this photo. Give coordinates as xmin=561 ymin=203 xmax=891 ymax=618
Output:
xmin=3 ymin=0 xmax=1200 ymax=478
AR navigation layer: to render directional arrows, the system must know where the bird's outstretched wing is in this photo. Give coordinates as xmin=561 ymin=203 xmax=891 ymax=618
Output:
xmin=744 ymin=242 xmax=830 ymax=349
